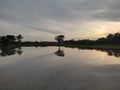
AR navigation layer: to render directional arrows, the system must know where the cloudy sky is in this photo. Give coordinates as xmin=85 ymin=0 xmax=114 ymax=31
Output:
xmin=1 ymin=0 xmax=120 ymax=41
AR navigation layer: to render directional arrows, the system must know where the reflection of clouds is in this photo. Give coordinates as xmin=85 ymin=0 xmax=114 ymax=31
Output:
xmin=55 ymin=47 xmax=65 ymax=57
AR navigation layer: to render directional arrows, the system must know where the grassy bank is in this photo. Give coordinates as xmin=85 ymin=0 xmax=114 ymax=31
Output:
xmin=0 ymin=42 xmax=120 ymax=49
xmin=64 ymin=44 xmax=120 ymax=49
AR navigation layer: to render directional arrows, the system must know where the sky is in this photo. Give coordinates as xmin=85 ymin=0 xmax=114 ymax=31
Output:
xmin=1 ymin=0 xmax=120 ymax=41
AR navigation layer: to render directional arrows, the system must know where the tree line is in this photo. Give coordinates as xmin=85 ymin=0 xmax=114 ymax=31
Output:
xmin=64 ymin=33 xmax=120 ymax=45
xmin=1 ymin=33 xmax=120 ymax=46
xmin=0 ymin=34 xmax=23 ymax=45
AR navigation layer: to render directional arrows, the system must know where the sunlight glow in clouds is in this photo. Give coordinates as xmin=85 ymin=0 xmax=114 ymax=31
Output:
xmin=0 ymin=0 xmax=120 ymax=41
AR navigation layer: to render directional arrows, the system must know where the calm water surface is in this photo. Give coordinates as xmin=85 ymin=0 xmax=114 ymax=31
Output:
xmin=0 ymin=46 xmax=120 ymax=90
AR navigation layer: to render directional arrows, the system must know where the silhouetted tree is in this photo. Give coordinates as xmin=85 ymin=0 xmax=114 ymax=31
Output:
xmin=112 ymin=33 xmax=120 ymax=44
xmin=107 ymin=34 xmax=113 ymax=41
xmin=7 ymin=35 xmax=16 ymax=42
xmin=55 ymin=35 xmax=65 ymax=45
xmin=0 ymin=36 xmax=8 ymax=45
xmin=0 ymin=35 xmax=16 ymax=45
xmin=17 ymin=34 xmax=23 ymax=43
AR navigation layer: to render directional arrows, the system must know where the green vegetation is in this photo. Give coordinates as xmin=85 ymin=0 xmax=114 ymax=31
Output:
xmin=64 ymin=44 xmax=120 ymax=49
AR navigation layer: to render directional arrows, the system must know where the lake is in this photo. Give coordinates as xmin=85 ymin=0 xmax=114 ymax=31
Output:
xmin=0 ymin=46 xmax=120 ymax=90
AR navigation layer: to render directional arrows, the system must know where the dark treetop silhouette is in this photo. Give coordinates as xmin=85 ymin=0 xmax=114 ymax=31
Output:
xmin=55 ymin=35 xmax=65 ymax=46
xmin=0 ymin=35 xmax=23 ymax=45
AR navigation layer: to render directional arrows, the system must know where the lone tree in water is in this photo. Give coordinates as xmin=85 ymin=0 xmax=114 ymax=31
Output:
xmin=55 ymin=35 xmax=65 ymax=45
xmin=17 ymin=34 xmax=23 ymax=43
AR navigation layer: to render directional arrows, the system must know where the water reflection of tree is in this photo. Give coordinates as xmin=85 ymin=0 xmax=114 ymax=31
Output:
xmin=102 ymin=49 xmax=120 ymax=57
xmin=1 ymin=45 xmax=120 ymax=58
xmin=0 ymin=46 xmax=23 ymax=57
xmin=55 ymin=47 xmax=65 ymax=57
xmin=16 ymin=46 xmax=23 ymax=55
xmin=80 ymin=48 xmax=120 ymax=57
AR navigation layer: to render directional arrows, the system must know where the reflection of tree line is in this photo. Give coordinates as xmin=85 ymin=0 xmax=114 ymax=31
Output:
xmin=0 ymin=46 xmax=23 ymax=57
xmin=101 ymin=49 xmax=120 ymax=57
xmin=0 ymin=46 xmax=65 ymax=57
xmin=55 ymin=47 xmax=120 ymax=57
xmin=0 ymin=45 xmax=120 ymax=57
xmin=67 ymin=46 xmax=120 ymax=57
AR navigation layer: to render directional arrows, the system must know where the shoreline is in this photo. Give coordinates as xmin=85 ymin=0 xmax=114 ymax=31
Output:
xmin=63 ymin=44 xmax=120 ymax=49
xmin=0 ymin=43 xmax=120 ymax=50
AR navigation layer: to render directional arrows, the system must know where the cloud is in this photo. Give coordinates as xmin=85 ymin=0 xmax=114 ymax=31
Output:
xmin=1 ymin=0 xmax=120 ymax=22
xmin=28 ymin=26 xmax=63 ymax=34
xmin=0 ymin=20 xmax=55 ymax=41
xmin=1 ymin=0 xmax=120 ymax=40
